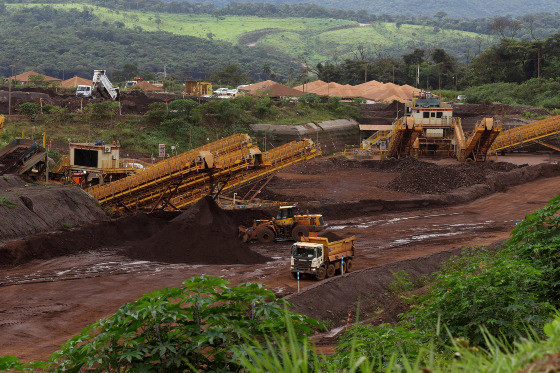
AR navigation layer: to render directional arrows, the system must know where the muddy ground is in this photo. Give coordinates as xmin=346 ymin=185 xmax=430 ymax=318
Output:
xmin=1 ymin=153 xmax=560 ymax=361
xmin=0 ymin=86 xmax=203 ymax=115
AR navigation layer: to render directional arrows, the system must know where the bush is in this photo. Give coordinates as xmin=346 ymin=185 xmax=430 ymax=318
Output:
xmin=333 ymin=324 xmax=429 ymax=369
xmin=48 ymin=276 xmax=322 ymax=372
xmin=252 ymin=97 xmax=278 ymax=119
xmin=19 ymin=102 xmax=39 ymax=117
xmin=168 ymin=99 xmax=199 ymax=114
xmin=298 ymin=94 xmax=321 ymax=108
xmin=408 ymin=250 xmax=552 ymax=345
xmin=506 ymin=194 xmax=560 ymax=305
xmin=145 ymin=102 xmax=168 ymax=125
xmin=84 ymin=101 xmax=120 ymax=121
xmin=168 ymin=99 xmax=201 ymax=124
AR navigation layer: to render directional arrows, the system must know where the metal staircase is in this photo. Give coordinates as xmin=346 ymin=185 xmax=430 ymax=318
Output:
xmin=386 ymin=117 xmax=423 ymax=158
xmin=462 ymin=118 xmax=502 ymax=161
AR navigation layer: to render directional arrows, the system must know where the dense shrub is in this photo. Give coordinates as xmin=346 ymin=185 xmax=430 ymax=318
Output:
xmin=19 ymin=102 xmax=39 ymax=117
xmin=47 ymin=276 xmax=321 ymax=372
xmin=465 ymin=79 xmax=560 ymax=109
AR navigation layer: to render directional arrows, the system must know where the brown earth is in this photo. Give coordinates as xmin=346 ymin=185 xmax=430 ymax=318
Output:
xmin=519 ymin=352 xmax=560 ymax=373
xmin=0 ymin=86 xmax=212 ymax=115
xmin=125 ymin=196 xmax=268 ymax=265
xmin=0 ymin=175 xmax=108 ymax=243
xmin=1 ymin=154 xmax=560 ymax=362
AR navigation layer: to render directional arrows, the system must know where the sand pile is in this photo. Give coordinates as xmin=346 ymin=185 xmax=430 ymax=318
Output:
xmin=126 ymin=196 xmax=269 ymax=264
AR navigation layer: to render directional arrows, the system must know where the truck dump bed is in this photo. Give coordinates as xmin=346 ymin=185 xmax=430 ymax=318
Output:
xmin=301 ymin=235 xmax=355 ymax=261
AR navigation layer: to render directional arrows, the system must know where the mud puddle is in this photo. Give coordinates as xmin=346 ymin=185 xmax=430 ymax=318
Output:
xmin=328 ymin=212 xmax=463 ymax=230
xmin=0 ymin=250 xmax=284 ymax=287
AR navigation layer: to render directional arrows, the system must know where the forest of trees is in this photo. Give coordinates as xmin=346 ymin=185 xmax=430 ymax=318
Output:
xmin=0 ymin=5 xmax=299 ymax=81
xmin=5 ymin=0 xmax=560 ymax=40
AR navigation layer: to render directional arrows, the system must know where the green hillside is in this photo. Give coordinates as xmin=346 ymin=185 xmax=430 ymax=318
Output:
xmin=8 ymin=4 xmax=354 ymax=42
xmin=204 ymin=0 xmax=560 ymax=18
xmin=8 ymin=3 xmax=496 ymax=65
xmin=0 ymin=5 xmax=300 ymax=80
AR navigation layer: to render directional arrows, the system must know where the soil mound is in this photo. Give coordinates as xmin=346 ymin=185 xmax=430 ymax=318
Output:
xmin=319 ymin=232 xmax=345 ymax=242
xmin=126 ymin=196 xmax=269 ymax=264
xmin=0 ymin=213 xmax=169 ymax=266
xmin=385 ymin=160 xmax=518 ymax=194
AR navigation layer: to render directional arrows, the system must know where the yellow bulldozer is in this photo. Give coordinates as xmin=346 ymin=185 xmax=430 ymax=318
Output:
xmin=239 ymin=205 xmax=325 ymax=243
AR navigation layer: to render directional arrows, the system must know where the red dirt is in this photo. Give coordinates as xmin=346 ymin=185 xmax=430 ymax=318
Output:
xmin=0 ymin=213 xmax=169 ymax=266
xmin=125 ymin=196 xmax=268 ymax=265
xmin=1 ymin=154 xmax=560 ymax=362
xmin=518 ymin=352 xmax=560 ymax=373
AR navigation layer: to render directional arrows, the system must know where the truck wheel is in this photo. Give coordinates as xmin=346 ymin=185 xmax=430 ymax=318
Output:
xmin=315 ymin=267 xmax=326 ymax=281
xmin=257 ymin=227 xmax=275 ymax=243
xmin=292 ymin=225 xmax=309 ymax=241
xmin=326 ymin=264 xmax=335 ymax=278
xmin=346 ymin=259 xmax=353 ymax=272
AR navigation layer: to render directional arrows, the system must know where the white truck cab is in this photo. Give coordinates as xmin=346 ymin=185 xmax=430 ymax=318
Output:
xmin=290 ymin=242 xmax=323 ymax=274
xmin=75 ymin=85 xmax=93 ymax=98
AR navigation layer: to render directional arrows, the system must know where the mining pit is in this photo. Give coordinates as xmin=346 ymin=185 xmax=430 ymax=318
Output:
xmin=1 ymin=152 xmax=559 ymax=361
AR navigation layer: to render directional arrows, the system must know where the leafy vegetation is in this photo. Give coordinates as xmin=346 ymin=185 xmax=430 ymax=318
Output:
xmin=0 ymin=5 xmax=298 ymax=81
xmin=201 ymin=0 xmax=560 ymax=19
xmin=0 ymin=95 xmax=360 ymax=154
xmin=36 ymin=276 xmax=321 ymax=372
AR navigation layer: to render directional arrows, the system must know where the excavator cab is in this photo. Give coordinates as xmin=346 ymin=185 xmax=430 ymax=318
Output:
xmin=275 ymin=205 xmax=297 ymax=227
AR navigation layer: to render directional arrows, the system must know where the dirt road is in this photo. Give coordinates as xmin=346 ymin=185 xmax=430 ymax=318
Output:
xmin=1 ymin=172 xmax=558 ymax=361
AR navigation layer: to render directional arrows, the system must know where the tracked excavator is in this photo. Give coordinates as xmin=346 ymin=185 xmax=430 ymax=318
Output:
xmin=239 ymin=205 xmax=325 ymax=243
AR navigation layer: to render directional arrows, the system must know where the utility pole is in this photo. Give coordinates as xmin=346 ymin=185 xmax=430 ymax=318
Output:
xmin=392 ymin=65 xmax=395 ymax=83
xmin=8 ymin=64 xmax=13 ymax=116
xmin=537 ymin=44 xmax=541 ymax=78
xmin=14 ymin=58 xmax=19 ymax=80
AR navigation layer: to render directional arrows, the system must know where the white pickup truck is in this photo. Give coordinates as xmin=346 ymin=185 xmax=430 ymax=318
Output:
xmin=213 ymin=87 xmax=229 ymax=96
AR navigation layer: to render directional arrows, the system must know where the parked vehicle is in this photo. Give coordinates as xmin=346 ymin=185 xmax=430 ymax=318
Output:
xmin=75 ymin=85 xmax=93 ymax=98
xmin=213 ymin=87 xmax=229 ymax=95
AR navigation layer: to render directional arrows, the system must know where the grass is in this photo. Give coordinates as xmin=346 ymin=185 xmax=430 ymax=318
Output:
xmin=262 ymin=22 xmax=495 ymax=63
xmin=8 ymin=3 xmax=353 ymax=43
xmin=8 ymin=3 xmax=493 ymax=64
xmin=0 ymin=101 xmax=352 ymax=156
xmin=235 ymin=315 xmax=560 ymax=373
xmin=0 ymin=196 xmax=16 ymax=208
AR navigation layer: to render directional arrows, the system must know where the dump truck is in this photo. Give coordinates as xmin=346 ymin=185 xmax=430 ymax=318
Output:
xmin=290 ymin=235 xmax=355 ymax=280
xmin=239 ymin=205 xmax=325 ymax=243
xmin=92 ymin=70 xmax=120 ymax=100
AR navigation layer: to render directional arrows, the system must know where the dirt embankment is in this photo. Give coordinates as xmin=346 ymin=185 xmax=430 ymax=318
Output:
xmin=286 ymin=246 xmax=465 ymax=327
xmin=0 ymin=175 xmax=108 ymax=243
xmin=0 ymin=213 xmax=169 ymax=267
xmin=318 ymin=162 xmax=560 ymax=220
xmin=0 ymin=86 xmax=194 ymax=115
xmin=0 ymin=196 xmax=268 ymax=267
